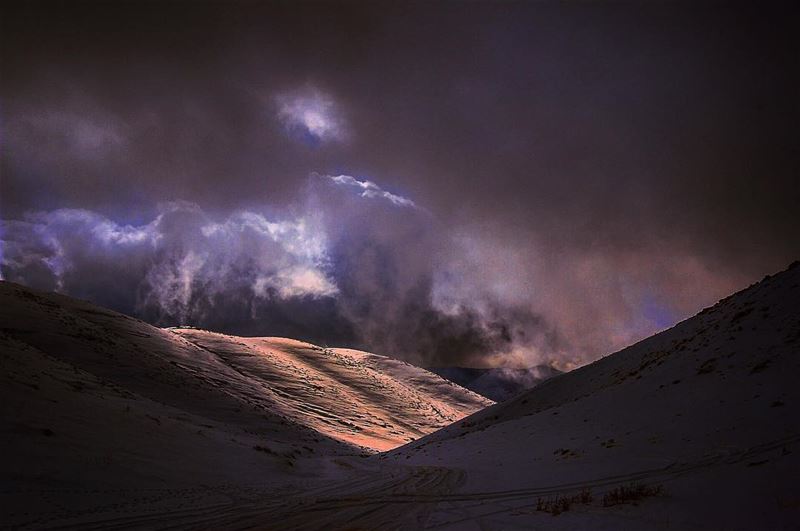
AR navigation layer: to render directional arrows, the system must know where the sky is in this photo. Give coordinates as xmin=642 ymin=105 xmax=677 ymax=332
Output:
xmin=1 ymin=1 xmax=798 ymax=369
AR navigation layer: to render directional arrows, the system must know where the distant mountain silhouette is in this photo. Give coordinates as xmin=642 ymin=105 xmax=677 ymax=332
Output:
xmin=429 ymin=365 xmax=561 ymax=401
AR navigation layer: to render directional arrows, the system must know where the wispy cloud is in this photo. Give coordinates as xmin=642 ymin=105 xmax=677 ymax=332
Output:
xmin=0 ymin=186 xmax=549 ymax=368
xmin=0 ymin=203 xmax=337 ymax=323
xmin=275 ymin=87 xmax=347 ymax=144
xmin=320 ymin=174 xmax=417 ymax=208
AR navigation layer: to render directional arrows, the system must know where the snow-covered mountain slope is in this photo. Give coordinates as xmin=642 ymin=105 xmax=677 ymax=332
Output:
xmin=5 ymin=260 xmax=799 ymax=531
xmin=375 ymin=262 xmax=800 ymax=529
xmin=0 ymin=281 xmax=489 ymax=528
xmin=235 ymin=263 xmax=800 ymax=530
xmin=169 ymin=331 xmax=492 ymax=451
xmin=429 ymin=365 xmax=561 ymax=401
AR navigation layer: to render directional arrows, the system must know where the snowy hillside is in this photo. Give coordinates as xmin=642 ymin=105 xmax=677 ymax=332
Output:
xmin=3 ymin=261 xmax=798 ymax=530
xmin=378 ymin=262 xmax=800 ymax=529
xmin=239 ymin=262 xmax=800 ymax=530
xmin=0 ymin=281 xmax=488 ymax=528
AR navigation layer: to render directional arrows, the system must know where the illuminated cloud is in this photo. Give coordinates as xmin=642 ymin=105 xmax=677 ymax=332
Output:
xmin=0 ymin=189 xmax=741 ymax=369
xmin=320 ymin=174 xmax=417 ymax=208
xmin=275 ymin=88 xmax=347 ymax=144
xmin=257 ymin=267 xmax=337 ymax=299
xmin=0 ymin=203 xmax=338 ymax=323
xmin=0 ymin=189 xmax=550 ymax=368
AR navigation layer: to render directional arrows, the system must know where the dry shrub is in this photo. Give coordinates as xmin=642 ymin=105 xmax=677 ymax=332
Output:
xmin=602 ymin=483 xmax=664 ymax=507
xmin=536 ymin=488 xmax=593 ymax=516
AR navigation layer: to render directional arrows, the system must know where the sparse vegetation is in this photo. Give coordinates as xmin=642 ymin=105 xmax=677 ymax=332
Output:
xmin=536 ymin=488 xmax=593 ymax=515
xmin=553 ymin=447 xmax=580 ymax=459
xmin=602 ymin=483 xmax=664 ymax=506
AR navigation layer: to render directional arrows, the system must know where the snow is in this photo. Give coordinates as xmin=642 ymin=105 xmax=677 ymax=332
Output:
xmin=2 ymin=262 xmax=798 ymax=529
xmin=0 ymin=281 xmax=488 ymax=528
xmin=375 ymin=262 xmax=800 ymax=529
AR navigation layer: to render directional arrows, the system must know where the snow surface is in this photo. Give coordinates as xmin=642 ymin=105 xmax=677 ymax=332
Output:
xmin=0 ymin=281 xmax=488 ymax=528
xmin=2 ymin=262 xmax=799 ymax=530
xmin=256 ymin=263 xmax=800 ymax=530
xmin=372 ymin=262 xmax=800 ymax=529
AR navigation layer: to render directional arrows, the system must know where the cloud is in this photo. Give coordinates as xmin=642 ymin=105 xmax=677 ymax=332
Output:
xmin=0 ymin=177 xmax=564 ymax=368
xmin=29 ymin=110 xmax=127 ymax=155
xmin=275 ymin=87 xmax=347 ymax=144
xmin=303 ymin=175 xmax=558 ymax=367
xmin=319 ymin=174 xmax=417 ymax=208
xmin=3 ymin=1 xmax=797 ymax=371
xmin=0 ymin=170 xmax=759 ymax=371
xmin=0 ymin=203 xmax=338 ymax=326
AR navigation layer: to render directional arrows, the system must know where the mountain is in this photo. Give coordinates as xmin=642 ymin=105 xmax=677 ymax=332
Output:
xmin=249 ymin=262 xmax=799 ymax=530
xmin=0 ymin=281 xmax=489 ymax=529
xmin=166 ymin=329 xmax=492 ymax=452
xmin=4 ymin=261 xmax=799 ymax=530
xmin=429 ymin=365 xmax=562 ymax=401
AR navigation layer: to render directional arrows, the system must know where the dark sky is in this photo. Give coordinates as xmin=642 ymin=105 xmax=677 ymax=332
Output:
xmin=2 ymin=1 xmax=798 ymax=369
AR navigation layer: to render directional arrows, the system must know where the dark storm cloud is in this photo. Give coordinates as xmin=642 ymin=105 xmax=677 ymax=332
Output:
xmin=0 ymin=175 xmax=548 ymax=366
xmin=1 ymin=1 xmax=798 ymax=368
